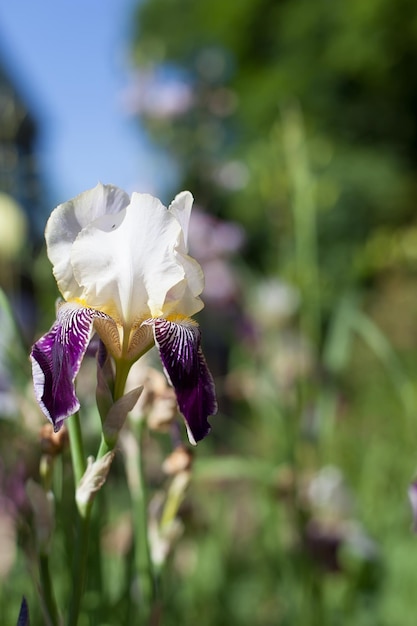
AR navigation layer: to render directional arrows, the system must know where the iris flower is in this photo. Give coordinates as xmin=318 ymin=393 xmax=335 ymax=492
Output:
xmin=30 ymin=184 xmax=217 ymax=444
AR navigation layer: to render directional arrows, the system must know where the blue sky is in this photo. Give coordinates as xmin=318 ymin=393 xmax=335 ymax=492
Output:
xmin=0 ymin=0 xmax=167 ymax=210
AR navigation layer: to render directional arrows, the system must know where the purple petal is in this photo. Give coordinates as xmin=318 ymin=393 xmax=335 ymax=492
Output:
xmin=16 ymin=597 xmax=29 ymax=626
xmin=30 ymin=303 xmax=107 ymax=430
xmin=146 ymin=318 xmax=217 ymax=444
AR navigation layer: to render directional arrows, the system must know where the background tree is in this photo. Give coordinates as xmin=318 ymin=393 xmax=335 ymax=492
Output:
xmin=132 ymin=0 xmax=417 ymax=310
xmin=124 ymin=3 xmax=417 ymax=625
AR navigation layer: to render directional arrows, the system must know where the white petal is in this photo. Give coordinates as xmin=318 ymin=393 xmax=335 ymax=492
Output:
xmin=168 ymin=191 xmax=205 ymax=316
xmin=46 ymin=183 xmax=130 ymax=300
xmin=71 ymin=193 xmax=203 ymax=324
xmin=168 ymin=190 xmax=193 ymax=250
xmin=163 ymin=270 xmax=204 ymax=318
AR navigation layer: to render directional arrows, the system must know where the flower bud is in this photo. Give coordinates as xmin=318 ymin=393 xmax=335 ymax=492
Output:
xmin=39 ymin=424 xmax=68 ymax=457
xmin=102 ymin=387 xmax=143 ymax=444
xmin=76 ymin=452 xmax=115 ymax=515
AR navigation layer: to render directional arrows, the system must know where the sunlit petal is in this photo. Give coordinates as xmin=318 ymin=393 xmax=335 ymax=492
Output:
xmin=145 ymin=318 xmax=217 ymax=444
xmin=168 ymin=190 xmax=193 ymax=249
xmin=30 ymin=303 xmax=110 ymax=430
xmin=46 ymin=183 xmax=130 ymax=301
xmin=71 ymin=192 xmax=203 ymax=323
xmin=168 ymin=190 xmax=205 ymax=310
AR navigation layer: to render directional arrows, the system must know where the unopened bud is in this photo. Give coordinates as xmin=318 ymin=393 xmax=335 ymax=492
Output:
xmin=147 ymin=465 xmax=192 ymax=568
xmin=102 ymin=387 xmax=143 ymax=443
xmin=76 ymin=452 xmax=115 ymax=514
xmin=160 ymin=470 xmax=192 ymax=531
xmin=149 ymin=516 xmax=183 ymax=568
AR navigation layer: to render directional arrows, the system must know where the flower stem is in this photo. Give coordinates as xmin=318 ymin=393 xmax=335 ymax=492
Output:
xmin=135 ymin=421 xmax=155 ymax=615
xmin=281 ymin=103 xmax=321 ymax=347
xmin=97 ymin=359 xmax=132 ymax=458
xmin=40 ymin=553 xmax=60 ymax=626
xmin=114 ymin=359 xmax=131 ymax=401
xmin=66 ymin=507 xmax=92 ymax=626
xmin=67 ymin=412 xmax=86 ymax=483
xmin=122 ymin=426 xmax=155 ymax=622
xmin=67 ymin=412 xmax=90 ymax=626
xmin=97 ymin=433 xmax=111 ymax=459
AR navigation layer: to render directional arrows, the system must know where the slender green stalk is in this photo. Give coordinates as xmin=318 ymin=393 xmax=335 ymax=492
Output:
xmin=66 ymin=356 xmax=153 ymax=625
xmin=97 ymin=359 xmax=132 ymax=458
xmin=135 ymin=421 xmax=155 ymax=612
xmin=66 ymin=510 xmax=92 ymax=626
xmin=67 ymin=412 xmax=86 ymax=483
xmin=114 ymin=359 xmax=131 ymax=401
xmin=66 ymin=412 xmax=89 ymax=626
xmin=281 ymin=103 xmax=321 ymax=348
xmin=40 ymin=553 xmax=60 ymax=626
xmin=97 ymin=433 xmax=112 ymax=459
xmin=36 ymin=459 xmax=59 ymax=625
xmin=122 ymin=426 xmax=155 ymax=622
xmin=101 ymin=356 xmax=155 ymax=620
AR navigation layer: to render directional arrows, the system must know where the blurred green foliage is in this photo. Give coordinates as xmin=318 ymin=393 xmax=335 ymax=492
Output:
xmin=133 ymin=0 xmax=417 ymax=295
xmin=128 ymin=1 xmax=417 ymax=624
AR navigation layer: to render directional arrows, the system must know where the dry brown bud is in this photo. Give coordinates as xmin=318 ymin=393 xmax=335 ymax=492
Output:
xmin=137 ymin=368 xmax=178 ymax=432
xmin=162 ymin=445 xmax=193 ymax=476
xmin=147 ymin=397 xmax=178 ymax=432
xmin=39 ymin=424 xmax=68 ymax=457
xmin=0 ymin=511 xmax=16 ymax=579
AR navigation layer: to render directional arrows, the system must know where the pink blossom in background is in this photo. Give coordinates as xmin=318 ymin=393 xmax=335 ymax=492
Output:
xmin=188 ymin=208 xmax=246 ymax=307
xmin=122 ymin=70 xmax=194 ymax=119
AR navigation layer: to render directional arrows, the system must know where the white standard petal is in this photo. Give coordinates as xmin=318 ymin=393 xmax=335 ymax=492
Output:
xmin=46 ymin=183 xmax=130 ymax=301
xmin=166 ymin=191 xmax=205 ymax=317
xmin=71 ymin=193 xmax=192 ymax=324
xmin=168 ymin=190 xmax=194 ymax=250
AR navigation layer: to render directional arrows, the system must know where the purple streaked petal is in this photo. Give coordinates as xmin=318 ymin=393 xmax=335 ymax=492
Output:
xmin=30 ymin=303 xmax=108 ymax=430
xmin=145 ymin=318 xmax=217 ymax=444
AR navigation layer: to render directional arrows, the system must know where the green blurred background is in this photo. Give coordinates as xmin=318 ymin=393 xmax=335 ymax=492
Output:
xmin=2 ymin=0 xmax=417 ymax=624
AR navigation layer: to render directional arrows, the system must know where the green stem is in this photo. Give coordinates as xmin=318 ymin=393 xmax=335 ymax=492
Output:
xmin=123 ymin=425 xmax=155 ymax=622
xmin=40 ymin=553 xmax=60 ymax=626
xmin=100 ymin=358 xmax=155 ymax=619
xmin=97 ymin=433 xmax=111 ymax=459
xmin=114 ymin=359 xmax=131 ymax=401
xmin=281 ymin=103 xmax=321 ymax=348
xmin=67 ymin=412 xmax=90 ymax=626
xmin=67 ymin=509 xmax=92 ymax=626
xmin=66 ymin=354 xmax=135 ymax=625
xmin=136 ymin=421 xmax=155 ymax=612
xmin=67 ymin=412 xmax=86 ymax=483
